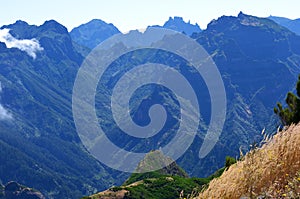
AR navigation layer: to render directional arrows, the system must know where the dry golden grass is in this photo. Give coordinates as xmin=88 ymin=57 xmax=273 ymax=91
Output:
xmin=197 ymin=124 xmax=300 ymax=199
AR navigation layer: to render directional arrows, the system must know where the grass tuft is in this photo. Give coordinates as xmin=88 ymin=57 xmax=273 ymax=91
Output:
xmin=197 ymin=123 xmax=300 ymax=199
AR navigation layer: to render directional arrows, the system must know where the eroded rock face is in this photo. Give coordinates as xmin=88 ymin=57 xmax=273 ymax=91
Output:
xmin=3 ymin=181 xmax=45 ymax=199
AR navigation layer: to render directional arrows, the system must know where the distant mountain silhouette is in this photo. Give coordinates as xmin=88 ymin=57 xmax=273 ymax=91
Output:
xmin=70 ymin=17 xmax=201 ymax=51
xmin=269 ymin=16 xmax=300 ymax=35
xmin=150 ymin=16 xmax=202 ymax=36
xmin=70 ymin=19 xmax=120 ymax=49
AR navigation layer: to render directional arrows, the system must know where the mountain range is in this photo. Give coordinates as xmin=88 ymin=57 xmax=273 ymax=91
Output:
xmin=1 ymin=13 xmax=300 ymax=198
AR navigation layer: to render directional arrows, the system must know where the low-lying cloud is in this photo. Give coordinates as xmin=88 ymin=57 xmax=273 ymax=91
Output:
xmin=0 ymin=82 xmax=12 ymax=120
xmin=0 ymin=104 xmax=12 ymax=120
xmin=0 ymin=28 xmax=43 ymax=59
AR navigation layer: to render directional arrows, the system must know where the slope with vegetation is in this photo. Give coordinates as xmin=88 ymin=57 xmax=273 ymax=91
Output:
xmin=198 ymin=123 xmax=300 ymax=198
xmin=175 ymin=11 xmax=300 ymax=178
xmin=0 ymin=20 xmax=119 ymax=198
xmin=82 ymin=151 xmax=236 ymax=199
xmin=198 ymin=77 xmax=300 ymax=198
xmin=86 ymin=64 xmax=300 ymax=199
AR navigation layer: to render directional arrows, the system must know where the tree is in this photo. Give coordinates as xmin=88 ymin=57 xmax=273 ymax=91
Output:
xmin=274 ymin=75 xmax=300 ymax=125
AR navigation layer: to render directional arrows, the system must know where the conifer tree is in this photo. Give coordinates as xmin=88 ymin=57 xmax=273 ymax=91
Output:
xmin=274 ymin=75 xmax=300 ymax=125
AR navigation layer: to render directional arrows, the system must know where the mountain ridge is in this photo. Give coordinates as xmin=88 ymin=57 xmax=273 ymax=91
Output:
xmin=0 ymin=20 xmax=120 ymax=199
xmin=1 ymin=12 xmax=300 ymax=198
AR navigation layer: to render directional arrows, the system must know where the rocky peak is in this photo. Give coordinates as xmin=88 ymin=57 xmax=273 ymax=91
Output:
xmin=162 ymin=16 xmax=202 ymax=35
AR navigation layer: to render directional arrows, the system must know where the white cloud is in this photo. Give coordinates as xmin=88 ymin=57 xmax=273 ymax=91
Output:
xmin=0 ymin=28 xmax=43 ymax=59
xmin=0 ymin=82 xmax=12 ymax=120
xmin=0 ymin=104 xmax=12 ymax=120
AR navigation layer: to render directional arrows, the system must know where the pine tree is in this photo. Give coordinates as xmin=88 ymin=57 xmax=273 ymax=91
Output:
xmin=274 ymin=75 xmax=300 ymax=125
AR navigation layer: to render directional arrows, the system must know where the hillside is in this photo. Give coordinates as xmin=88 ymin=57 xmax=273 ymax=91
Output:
xmin=198 ymin=123 xmax=300 ymax=198
xmin=0 ymin=20 xmax=120 ymax=198
xmin=83 ymin=122 xmax=300 ymax=198
xmin=84 ymin=151 xmax=226 ymax=199
xmin=165 ymin=11 xmax=300 ymax=177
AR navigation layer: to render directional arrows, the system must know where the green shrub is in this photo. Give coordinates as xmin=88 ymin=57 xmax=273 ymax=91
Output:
xmin=225 ymin=156 xmax=237 ymax=168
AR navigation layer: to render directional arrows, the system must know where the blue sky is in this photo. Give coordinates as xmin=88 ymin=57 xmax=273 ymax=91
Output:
xmin=1 ymin=0 xmax=299 ymax=32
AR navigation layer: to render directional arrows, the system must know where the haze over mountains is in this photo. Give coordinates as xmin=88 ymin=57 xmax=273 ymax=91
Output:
xmin=0 ymin=13 xmax=300 ymax=198
xmin=70 ymin=19 xmax=120 ymax=49
xmin=69 ymin=16 xmax=202 ymax=49
xmin=269 ymin=16 xmax=300 ymax=35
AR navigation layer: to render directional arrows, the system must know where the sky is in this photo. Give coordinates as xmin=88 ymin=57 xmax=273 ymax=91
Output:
xmin=1 ymin=0 xmax=299 ymax=33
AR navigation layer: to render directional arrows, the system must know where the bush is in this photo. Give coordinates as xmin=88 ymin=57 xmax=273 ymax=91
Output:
xmin=225 ymin=156 xmax=237 ymax=168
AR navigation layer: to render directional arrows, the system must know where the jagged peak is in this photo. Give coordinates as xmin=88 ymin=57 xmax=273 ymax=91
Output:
xmin=161 ymin=16 xmax=201 ymax=35
xmin=238 ymin=11 xmax=247 ymax=18
xmin=164 ymin=16 xmax=197 ymax=26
